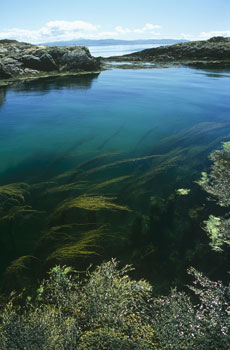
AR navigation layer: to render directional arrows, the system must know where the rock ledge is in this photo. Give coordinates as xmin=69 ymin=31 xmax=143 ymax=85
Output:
xmin=0 ymin=39 xmax=101 ymax=84
xmin=106 ymin=36 xmax=230 ymax=68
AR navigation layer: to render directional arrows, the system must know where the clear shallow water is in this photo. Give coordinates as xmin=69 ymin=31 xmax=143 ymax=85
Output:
xmin=0 ymin=67 xmax=230 ymax=179
xmin=1 ymin=66 xmax=230 ymax=290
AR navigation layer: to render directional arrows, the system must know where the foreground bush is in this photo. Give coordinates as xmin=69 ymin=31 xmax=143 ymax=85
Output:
xmin=152 ymin=267 xmax=230 ymax=350
xmin=0 ymin=259 xmax=158 ymax=350
xmin=1 ymin=258 xmax=230 ymax=349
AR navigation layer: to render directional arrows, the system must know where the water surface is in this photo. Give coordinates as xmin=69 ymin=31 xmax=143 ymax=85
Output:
xmin=1 ymin=66 xmax=230 ymax=291
xmin=89 ymin=43 xmax=162 ymax=57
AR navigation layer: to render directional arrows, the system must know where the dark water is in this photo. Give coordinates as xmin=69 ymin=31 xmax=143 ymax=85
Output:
xmin=1 ymin=67 xmax=230 ymax=293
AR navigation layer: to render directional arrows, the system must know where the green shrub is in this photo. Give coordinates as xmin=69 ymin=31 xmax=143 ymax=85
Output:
xmin=0 ymin=259 xmax=158 ymax=349
xmin=152 ymin=267 xmax=230 ymax=350
xmin=198 ymin=142 xmax=230 ymax=251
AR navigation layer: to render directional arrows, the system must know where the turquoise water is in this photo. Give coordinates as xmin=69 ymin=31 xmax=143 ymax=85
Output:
xmin=1 ymin=67 xmax=230 ymax=178
xmin=1 ymin=66 xmax=230 ymax=291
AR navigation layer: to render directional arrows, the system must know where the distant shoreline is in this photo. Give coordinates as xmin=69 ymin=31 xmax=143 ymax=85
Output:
xmin=105 ymin=36 xmax=230 ymax=69
xmin=41 ymin=38 xmax=188 ymax=47
xmin=1 ymin=37 xmax=230 ymax=87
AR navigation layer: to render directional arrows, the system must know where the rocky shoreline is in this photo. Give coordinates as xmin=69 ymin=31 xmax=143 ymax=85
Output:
xmin=106 ymin=36 xmax=230 ymax=69
xmin=1 ymin=37 xmax=230 ymax=86
xmin=0 ymin=39 xmax=101 ymax=86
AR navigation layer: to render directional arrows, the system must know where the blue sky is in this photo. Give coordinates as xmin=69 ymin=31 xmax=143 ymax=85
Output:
xmin=1 ymin=0 xmax=230 ymax=43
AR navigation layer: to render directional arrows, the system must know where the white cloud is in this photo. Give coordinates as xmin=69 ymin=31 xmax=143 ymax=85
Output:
xmin=0 ymin=20 xmax=101 ymax=43
xmin=115 ymin=26 xmax=131 ymax=34
xmin=0 ymin=21 xmax=162 ymax=43
xmin=199 ymin=30 xmax=230 ymax=39
xmin=1 ymin=20 xmax=229 ymax=44
xmin=181 ymin=30 xmax=230 ymax=41
xmin=0 ymin=28 xmax=42 ymax=43
xmin=46 ymin=20 xmax=99 ymax=32
xmin=134 ymin=23 xmax=161 ymax=34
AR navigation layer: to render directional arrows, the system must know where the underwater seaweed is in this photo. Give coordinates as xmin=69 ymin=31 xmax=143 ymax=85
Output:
xmin=46 ymin=227 xmax=105 ymax=265
xmin=56 ymin=195 xmax=131 ymax=213
xmin=86 ymin=175 xmax=131 ymax=194
xmin=0 ymin=183 xmax=30 ymax=213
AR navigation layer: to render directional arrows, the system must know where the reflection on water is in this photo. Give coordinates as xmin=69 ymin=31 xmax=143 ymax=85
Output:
xmin=0 ymin=88 xmax=6 ymax=108
xmin=0 ymin=66 xmax=230 ymax=293
xmin=196 ymin=70 xmax=230 ymax=79
xmin=11 ymin=73 xmax=100 ymax=93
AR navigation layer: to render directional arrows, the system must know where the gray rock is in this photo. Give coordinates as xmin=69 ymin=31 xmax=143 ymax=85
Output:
xmin=0 ymin=61 xmax=12 ymax=78
xmin=19 ymin=55 xmax=43 ymax=70
xmin=59 ymin=47 xmax=99 ymax=71
xmin=39 ymin=53 xmax=58 ymax=71
xmin=18 ymin=53 xmax=57 ymax=72
xmin=0 ymin=39 xmax=101 ymax=81
xmin=109 ymin=36 xmax=230 ymax=67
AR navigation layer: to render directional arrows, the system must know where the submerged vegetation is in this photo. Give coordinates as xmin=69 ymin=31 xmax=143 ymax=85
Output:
xmin=0 ymin=65 xmax=230 ymax=347
xmin=198 ymin=142 xmax=230 ymax=251
xmin=0 ymin=122 xmax=230 ymax=294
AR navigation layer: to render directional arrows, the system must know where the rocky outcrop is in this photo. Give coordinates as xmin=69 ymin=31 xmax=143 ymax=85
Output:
xmin=0 ymin=39 xmax=101 ymax=82
xmin=107 ymin=36 xmax=230 ymax=68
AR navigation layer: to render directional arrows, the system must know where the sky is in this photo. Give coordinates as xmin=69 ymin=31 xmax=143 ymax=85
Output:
xmin=0 ymin=0 xmax=230 ymax=43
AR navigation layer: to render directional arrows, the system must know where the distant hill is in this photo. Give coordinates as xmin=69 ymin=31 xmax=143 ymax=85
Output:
xmin=42 ymin=39 xmax=188 ymax=47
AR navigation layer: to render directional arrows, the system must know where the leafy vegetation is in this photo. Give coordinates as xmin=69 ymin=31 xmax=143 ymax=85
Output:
xmin=198 ymin=142 xmax=230 ymax=251
xmin=0 ymin=260 xmax=158 ymax=350
xmin=0 ymin=141 xmax=230 ymax=348
xmin=152 ymin=267 xmax=230 ymax=350
xmin=1 ymin=258 xmax=230 ymax=349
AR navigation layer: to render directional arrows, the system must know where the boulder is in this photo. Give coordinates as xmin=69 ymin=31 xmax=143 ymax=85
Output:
xmin=0 ymin=61 xmax=12 ymax=78
xmin=19 ymin=55 xmax=42 ymax=70
xmin=59 ymin=47 xmax=100 ymax=71
xmin=0 ymin=39 xmax=102 ymax=80
xmin=39 ymin=53 xmax=58 ymax=71
xmin=19 ymin=54 xmax=58 ymax=72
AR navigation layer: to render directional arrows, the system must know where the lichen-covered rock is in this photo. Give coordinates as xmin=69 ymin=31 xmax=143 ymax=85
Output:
xmin=0 ymin=39 xmax=101 ymax=82
xmin=0 ymin=60 xmax=12 ymax=78
xmin=59 ymin=46 xmax=99 ymax=71
xmin=108 ymin=36 xmax=230 ymax=68
xmin=18 ymin=54 xmax=58 ymax=72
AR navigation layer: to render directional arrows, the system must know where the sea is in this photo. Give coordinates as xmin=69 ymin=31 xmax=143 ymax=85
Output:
xmin=1 ymin=43 xmax=230 ymax=290
xmin=88 ymin=43 xmax=161 ymax=57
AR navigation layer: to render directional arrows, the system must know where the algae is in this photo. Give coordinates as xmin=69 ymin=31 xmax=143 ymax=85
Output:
xmin=0 ymin=183 xmax=30 ymax=213
xmin=46 ymin=227 xmax=105 ymax=265
xmin=3 ymin=255 xmax=40 ymax=291
xmin=86 ymin=175 xmax=131 ymax=193
xmin=57 ymin=195 xmax=131 ymax=212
